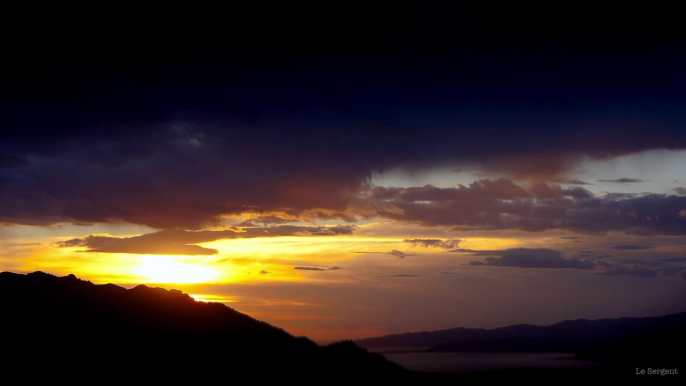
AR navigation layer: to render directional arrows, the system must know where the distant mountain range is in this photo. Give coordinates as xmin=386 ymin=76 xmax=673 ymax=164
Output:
xmin=356 ymin=312 xmax=686 ymax=367
xmin=3 ymin=271 xmax=681 ymax=381
xmin=0 ymin=271 xmax=405 ymax=381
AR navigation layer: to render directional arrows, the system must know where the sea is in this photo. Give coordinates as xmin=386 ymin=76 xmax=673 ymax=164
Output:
xmin=374 ymin=350 xmax=608 ymax=373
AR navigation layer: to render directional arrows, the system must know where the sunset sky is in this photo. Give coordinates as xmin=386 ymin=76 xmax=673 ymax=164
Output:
xmin=2 ymin=5 xmax=686 ymax=342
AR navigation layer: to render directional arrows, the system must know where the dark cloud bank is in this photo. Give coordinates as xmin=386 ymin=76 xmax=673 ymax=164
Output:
xmin=20 ymin=175 xmax=686 ymax=240
xmin=2 ymin=9 xmax=686 ymax=234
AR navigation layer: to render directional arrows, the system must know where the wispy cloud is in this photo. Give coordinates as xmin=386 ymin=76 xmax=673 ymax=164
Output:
xmin=403 ymin=238 xmax=461 ymax=250
xmin=468 ymin=248 xmax=595 ymax=270
xmin=294 ymin=266 xmax=343 ymax=271
xmin=375 ymin=274 xmax=422 ymax=278
xmin=389 ymin=250 xmax=413 ymax=258
xmin=597 ymin=178 xmax=643 ymax=183
xmin=56 ymin=225 xmax=356 ymax=255
xmin=610 ymin=244 xmax=654 ymax=250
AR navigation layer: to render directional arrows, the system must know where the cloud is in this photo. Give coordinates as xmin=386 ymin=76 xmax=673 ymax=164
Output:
xmin=0 ymin=121 xmax=380 ymax=229
xmin=469 ymin=248 xmax=595 ymax=269
xmin=594 ymin=256 xmax=686 ymax=278
xmin=369 ymin=179 xmax=686 ymax=235
xmin=403 ymin=238 xmax=461 ymax=250
xmin=661 ymin=266 xmax=685 ymax=276
xmin=453 ymin=248 xmax=503 ymax=256
xmin=293 ymin=225 xmax=357 ymax=236
xmin=597 ymin=178 xmax=643 ymax=183
xmin=293 ymin=266 xmax=342 ymax=271
xmin=673 ymin=187 xmax=686 ymax=196
xmin=0 ymin=154 xmax=26 ymax=168
xmin=389 ymin=250 xmax=412 ymax=258
xmin=4 ymin=24 xmax=686 ymax=233
xmin=56 ymin=233 xmax=219 ymax=255
xmin=610 ymin=244 xmax=654 ymax=250
xmin=678 ymin=270 xmax=686 ymax=281
xmin=551 ymin=178 xmax=593 ymax=185
xmin=4 ymin=126 xmax=686 ymax=237
xmin=294 ymin=267 xmax=326 ymax=271
xmin=375 ymin=274 xmax=422 ymax=277
xmin=559 ymin=236 xmax=579 ymax=240
xmin=237 ymin=215 xmax=295 ymax=226
xmin=593 ymin=254 xmax=615 ymax=259
xmin=56 ymin=225 xmax=356 ymax=255
xmin=660 ymin=257 xmax=686 ymax=262
xmin=597 ymin=267 xmax=659 ymax=278
xmin=606 ymin=257 xmax=665 ymax=267
xmin=56 ymin=238 xmax=86 ymax=247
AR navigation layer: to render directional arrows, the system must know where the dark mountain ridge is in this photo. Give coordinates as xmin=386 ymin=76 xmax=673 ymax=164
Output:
xmin=356 ymin=311 xmax=686 ymax=368
xmin=0 ymin=271 xmax=405 ymax=381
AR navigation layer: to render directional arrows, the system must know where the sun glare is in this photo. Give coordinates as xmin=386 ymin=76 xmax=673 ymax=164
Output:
xmin=135 ymin=255 xmax=218 ymax=284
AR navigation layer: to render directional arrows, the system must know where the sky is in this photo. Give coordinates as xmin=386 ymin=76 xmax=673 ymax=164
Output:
xmin=2 ymin=5 xmax=686 ymax=342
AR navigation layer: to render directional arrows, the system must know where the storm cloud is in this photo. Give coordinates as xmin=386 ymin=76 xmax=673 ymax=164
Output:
xmin=3 ymin=129 xmax=686 ymax=235
xmin=2 ymin=9 xmax=686 ymax=234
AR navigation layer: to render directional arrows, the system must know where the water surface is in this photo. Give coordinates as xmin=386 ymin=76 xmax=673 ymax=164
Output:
xmin=379 ymin=351 xmax=606 ymax=373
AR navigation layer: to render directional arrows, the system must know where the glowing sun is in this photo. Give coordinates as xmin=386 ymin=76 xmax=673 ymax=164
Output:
xmin=135 ymin=255 xmax=217 ymax=284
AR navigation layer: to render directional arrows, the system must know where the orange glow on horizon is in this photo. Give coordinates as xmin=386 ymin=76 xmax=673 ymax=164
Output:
xmin=188 ymin=293 xmax=239 ymax=303
xmin=7 ymin=234 xmax=521 ymax=286
xmin=135 ymin=255 xmax=219 ymax=284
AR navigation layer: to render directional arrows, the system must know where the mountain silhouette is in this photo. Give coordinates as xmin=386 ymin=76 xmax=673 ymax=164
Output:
xmin=356 ymin=312 xmax=686 ymax=368
xmin=0 ymin=271 xmax=406 ymax=382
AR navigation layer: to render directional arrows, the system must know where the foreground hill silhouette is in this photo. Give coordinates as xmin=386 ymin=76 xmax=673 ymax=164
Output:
xmin=0 ymin=271 xmax=405 ymax=381
xmin=356 ymin=311 xmax=686 ymax=369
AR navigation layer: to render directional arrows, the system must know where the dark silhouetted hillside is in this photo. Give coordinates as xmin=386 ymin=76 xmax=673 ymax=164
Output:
xmin=356 ymin=312 xmax=686 ymax=368
xmin=0 ymin=271 xmax=405 ymax=381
